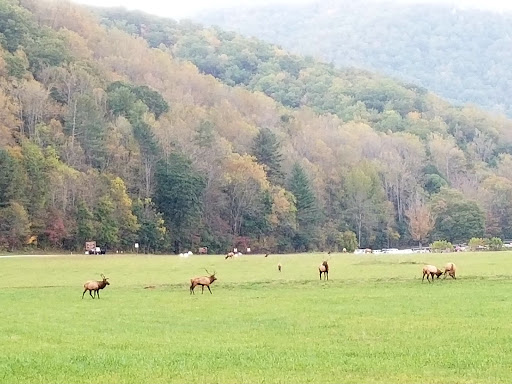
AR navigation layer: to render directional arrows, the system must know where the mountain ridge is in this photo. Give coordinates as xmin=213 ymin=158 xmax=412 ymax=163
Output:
xmin=196 ymin=0 xmax=512 ymax=117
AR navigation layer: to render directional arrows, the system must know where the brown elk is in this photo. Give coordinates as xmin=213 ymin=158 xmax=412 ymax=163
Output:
xmin=190 ymin=269 xmax=217 ymax=295
xmin=278 ymin=263 xmax=282 ymax=272
xmin=82 ymin=273 xmax=110 ymax=299
xmin=319 ymin=261 xmax=329 ymax=280
xmin=422 ymin=265 xmax=443 ymax=283
xmin=225 ymin=252 xmax=234 ymax=259
xmin=443 ymin=262 xmax=457 ymax=279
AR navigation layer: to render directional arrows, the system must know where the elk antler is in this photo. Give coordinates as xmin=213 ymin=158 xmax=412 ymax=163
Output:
xmin=204 ymin=268 xmax=211 ymax=275
xmin=101 ymin=273 xmax=106 ymax=279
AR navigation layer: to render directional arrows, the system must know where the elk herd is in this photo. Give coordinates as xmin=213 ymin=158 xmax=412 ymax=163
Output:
xmin=81 ymin=255 xmax=457 ymax=299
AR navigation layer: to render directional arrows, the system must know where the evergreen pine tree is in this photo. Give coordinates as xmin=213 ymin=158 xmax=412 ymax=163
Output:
xmin=75 ymin=200 xmax=94 ymax=250
xmin=288 ymin=163 xmax=320 ymax=250
xmin=66 ymin=94 xmax=107 ymax=169
xmin=252 ymin=128 xmax=284 ymax=185
xmin=0 ymin=150 xmax=27 ymax=206
xmin=133 ymin=198 xmax=166 ymax=253
xmin=154 ymin=152 xmax=206 ymax=253
xmin=94 ymin=195 xmax=119 ymax=247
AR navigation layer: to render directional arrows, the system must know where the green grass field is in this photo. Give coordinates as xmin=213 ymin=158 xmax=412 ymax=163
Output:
xmin=1 ymin=252 xmax=512 ymax=383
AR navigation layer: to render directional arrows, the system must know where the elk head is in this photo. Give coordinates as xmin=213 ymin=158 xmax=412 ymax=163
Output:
xmin=101 ymin=273 xmax=110 ymax=285
xmin=204 ymin=269 xmax=217 ymax=282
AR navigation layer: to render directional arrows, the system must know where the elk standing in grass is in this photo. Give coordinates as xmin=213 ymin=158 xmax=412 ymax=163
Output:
xmin=319 ymin=261 xmax=329 ymax=280
xmin=278 ymin=263 xmax=282 ymax=272
xmin=82 ymin=274 xmax=110 ymax=299
xmin=422 ymin=265 xmax=443 ymax=283
xmin=444 ymin=262 xmax=457 ymax=279
xmin=190 ymin=269 xmax=217 ymax=294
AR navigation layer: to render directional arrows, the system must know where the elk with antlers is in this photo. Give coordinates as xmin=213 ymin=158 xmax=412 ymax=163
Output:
xmin=82 ymin=273 xmax=110 ymax=299
xmin=190 ymin=269 xmax=217 ymax=295
xmin=319 ymin=261 xmax=329 ymax=280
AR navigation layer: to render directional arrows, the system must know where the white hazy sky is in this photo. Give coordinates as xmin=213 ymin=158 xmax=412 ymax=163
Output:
xmin=71 ymin=0 xmax=311 ymax=18
xmin=70 ymin=0 xmax=512 ymax=19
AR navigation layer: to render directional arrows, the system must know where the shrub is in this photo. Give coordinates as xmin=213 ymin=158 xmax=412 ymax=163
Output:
xmin=488 ymin=237 xmax=503 ymax=251
xmin=430 ymin=240 xmax=453 ymax=253
xmin=468 ymin=237 xmax=487 ymax=251
xmin=340 ymin=230 xmax=358 ymax=253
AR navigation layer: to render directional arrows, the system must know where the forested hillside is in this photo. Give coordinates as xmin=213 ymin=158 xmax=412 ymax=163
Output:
xmin=196 ymin=0 xmax=512 ymax=116
xmin=0 ymin=0 xmax=511 ymax=254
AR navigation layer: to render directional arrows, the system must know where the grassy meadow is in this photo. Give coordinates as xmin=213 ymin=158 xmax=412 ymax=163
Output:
xmin=1 ymin=252 xmax=512 ymax=383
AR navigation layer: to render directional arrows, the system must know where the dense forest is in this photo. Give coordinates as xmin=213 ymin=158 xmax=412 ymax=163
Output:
xmin=0 ymin=0 xmax=512 ymax=254
xmin=197 ymin=0 xmax=512 ymax=117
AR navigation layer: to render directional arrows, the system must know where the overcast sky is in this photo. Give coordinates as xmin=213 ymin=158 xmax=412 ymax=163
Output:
xmin=71 ymin=0 xmax=311 ymax=19
xmin=70 ymin=0 xmax=512 ymax=19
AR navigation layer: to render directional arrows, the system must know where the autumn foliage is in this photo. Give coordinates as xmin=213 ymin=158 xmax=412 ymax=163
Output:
xmin=0 ymin=0 xmax=508 ymax=252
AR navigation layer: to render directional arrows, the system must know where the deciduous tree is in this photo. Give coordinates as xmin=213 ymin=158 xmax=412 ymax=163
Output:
xmin=431 ymin=188 xmax=485 ymax=243
xmin=405 ymin=194 xmax=434 ymax=248
xmin=0 ymin=202 xmax=31 ymax=250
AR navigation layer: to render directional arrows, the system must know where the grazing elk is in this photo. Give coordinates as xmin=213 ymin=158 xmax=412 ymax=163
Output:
xmin=319 ymin=261 xmax=329 ymax=280
xmin=190 ymin=269 xmax=217 ymax=295
xmin=444 ymin=262 xmax=457 ymax=279
xmin=198 ymin=247 xmax=208 ymax=254
xmin=82 ymin=274 xmax=110 ymax=299
xmin=225 ymin=252 xmax=234 ymax=259
xmin=422 ymin=265 xmax=443 ymax=283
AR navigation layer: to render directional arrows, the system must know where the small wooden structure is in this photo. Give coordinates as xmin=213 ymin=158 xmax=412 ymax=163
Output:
xmin=85 ymin=241 xmax=96 ymax=253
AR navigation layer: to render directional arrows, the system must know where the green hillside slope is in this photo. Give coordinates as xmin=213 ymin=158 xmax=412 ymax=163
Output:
xmin=197 ymin=0 xmax=512 ymax=116
xmin=1 ymin=0 xmax=512 ymax=254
